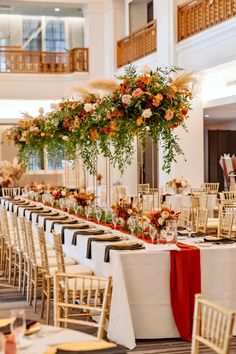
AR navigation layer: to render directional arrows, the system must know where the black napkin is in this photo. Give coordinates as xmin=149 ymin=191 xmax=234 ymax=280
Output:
xmin=86 ymin=236 xmax=120 ymax=259
xmin=50 ymin=220 xmax=78 ymax=234
xmin=191 ymin=232 xmax=208 ymax=237
xmin=43 ymin=216 xmax=68 ymax=231
xmin=23 ymin=207 xmax=44 ymax=217
xmin=177 ymin=226 xmax=185 ymax=231
xmin=204 ymin=237 xmax=236 ymax=244
xmin=0 ymin=319 xmax=37 ymax=335
xmin=104 ymin=243 xmax=144 ymax=262
xmin=35 ymin=211 xmax=59 ymax=223
xmin=56 ymin=345 xmax=127 ymax=354
xmin=71 ymin=229 xmax=104 ymax=246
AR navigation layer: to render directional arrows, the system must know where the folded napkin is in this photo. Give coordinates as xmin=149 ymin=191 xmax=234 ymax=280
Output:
xmin=60 ymin=224 xmax=90 ymax=244
xmin=50 ymin=220 xmax=79 ymax=234
xmin=86 ymin=236 xmax=120 ymax=259
xmin=71 ymin=229 xmax=105 ymax=246
xmin=23 ymin=207 xmax=44 ymax=217
xmin=44 ymin=340 xmax=126 ymax=354
xmin=204 ymin=236 xmax=236 ymax=244
xmin=191 ymin=232 xmax=208 ymax=237
xmin=0 ymin=319 xmax=37 ymax=335
xmin=104 ymin=242 xmax=144 ymax=262
xmin=36 ymin=211 xmax=59 ymax=223
xmin=43 ymin=216 xmax=68 ymax=231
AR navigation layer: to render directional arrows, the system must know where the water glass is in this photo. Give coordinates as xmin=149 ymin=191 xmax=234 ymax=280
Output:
xmin=149 ymin=224 xmax=157 ymax=243
xmin=10 ymin=309 xmax=26 ymax=346
xmin=95 ymin=206 xmax=102 ymax=224
xmin=186 ymin=220 xmax=193 ymax=238
xmin=165 ymin=220 xmax=177 ymax=243
xmin=127 ymin=216 xmax=137 ymax=236
xmin=74 ymin=202 xmax=79 ymax=215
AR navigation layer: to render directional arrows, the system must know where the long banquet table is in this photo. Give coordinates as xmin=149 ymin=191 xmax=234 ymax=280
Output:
xmin=3 ymin=198 xmax=236 ymax=349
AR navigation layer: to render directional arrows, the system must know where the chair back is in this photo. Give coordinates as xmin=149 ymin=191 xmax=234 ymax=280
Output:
xmin=8 ymin=212 xmax=22 ymax=251
xmin=217 ymin=212 xmax=234 ymax=239
xmin=196 ymin=208 xmax=208 ymax=233
xmin=138 ymin=183 xmax=150 ymax=194
xmin=25 ymin=220 xmax=37 ymax=265
xmin=191 ymin=294 xmax=235 ymax=354
xmin=54 ymin=272 xmax=112 ymax=339
xmin=202 ymin=183 xmax=219 ymax=194
xmin=18 ymin=217 xmax=30 ymax=257
xmin=52 ymin=232 xmax=66 ymax=273
xmin=2 ymin=188 xmax=21 ymax=197
xmin=0 ymin=206 xmax=11 ymax=245
xmin=191 ymin=188 xmax=204 ymax=195
xmin=178 ymin=206 xmax=191 ymax=227
xmin=37 ymin=226 xmax=50 ymax=276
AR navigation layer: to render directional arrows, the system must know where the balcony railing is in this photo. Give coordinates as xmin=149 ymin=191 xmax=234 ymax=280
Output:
xmin=117 ymin=20 xmax=157 ymax=68
xmin=0 ymin=47 xmax=89 ymax=74
xmin=178 ymin=0 xmax=236 ymax=42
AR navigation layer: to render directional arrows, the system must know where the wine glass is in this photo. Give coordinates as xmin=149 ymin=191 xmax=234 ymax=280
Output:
xmin=127 ymin=216 xmax=137 ymax=236
xmin=186 ymin=220 xmax=193 ymax=238
xmin=10 ymin=309 xmax=26 ymax=347
xmin=85 ymin=205 xmax=91 ymax=220
xmin=59 ymin=198 xmax=65 ymax=210
xmin=95 ymin=206 xmax=102 ymax=224
xmin=0 ymin=333 xmax=5 ymax=354
xmin=112 ymin=213 xmax=118 ymax=229
xmin=74 ymin=202 xmax=79 ymax=215
xmin=149 ymin=224 xmax=157 ymax=244
xmin=105 ymin=209 xmax=113 ymax=224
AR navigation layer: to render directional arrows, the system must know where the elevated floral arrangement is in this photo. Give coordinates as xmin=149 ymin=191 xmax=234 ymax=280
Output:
xmin=0 ymin=159 xmax=25 ymax=187
xmin=148 ymin=207 xmax=180 ymax=231
xmin=25 ymin=182 xmax=50 ymax=194
xmin=73 ymin=191 xmax=95 ymax=207
xmin=4 ymin=65 xmax=193 ymax=175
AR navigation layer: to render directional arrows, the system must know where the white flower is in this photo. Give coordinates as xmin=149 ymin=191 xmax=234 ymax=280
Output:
xmin=84 ymin=103 xmax=95 ymax=112
xmin=181 ymin=180 xmax=188 ymax=187
xmin=158 ymin=217 xmax=164 ymax=226
xmin=142 ymin=108 xmax=152 ymax=119
xmin=127 ymin=208 xmax=133 ymax=215
xmin=161 ymin=211 xmax=169 ymax=219
xmin=61 ymin=190 xmax=67 ymax=197
xmin=122 ymin=94 xmax=132 ymax=105
xmin=62 ymin=135 xmax=69 ymax=141
xmin=141 ymin=65 xmax=152 ymax=75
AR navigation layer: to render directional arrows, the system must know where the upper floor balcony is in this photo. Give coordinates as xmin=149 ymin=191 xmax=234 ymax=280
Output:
xmin=117 ymin=20 xmax=157 ymax=69
xmin=178 ymin=0 xmax=236 ymax=42
xmin=0 ymin=46 xmax=89 ymax=74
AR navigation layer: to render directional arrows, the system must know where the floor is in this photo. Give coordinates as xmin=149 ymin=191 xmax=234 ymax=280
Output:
xmin=0 ymin=273 xmax=236 ymax=354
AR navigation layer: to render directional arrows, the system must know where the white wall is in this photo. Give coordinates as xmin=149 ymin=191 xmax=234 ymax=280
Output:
xmin=0 ymin=14 xmax=22 ymax=47
xmin=129 ymin=0 xmax=148 ymax=33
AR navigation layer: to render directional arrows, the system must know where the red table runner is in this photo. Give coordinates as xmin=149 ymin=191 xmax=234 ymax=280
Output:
xmin=170 ymin=242 xmax=201 ymax=342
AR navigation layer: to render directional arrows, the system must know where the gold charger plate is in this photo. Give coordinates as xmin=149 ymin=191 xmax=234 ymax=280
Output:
xmin=44 ymin=340 xmax=116 ymax=354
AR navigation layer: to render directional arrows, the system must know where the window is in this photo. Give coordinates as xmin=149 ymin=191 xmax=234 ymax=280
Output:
xmin=147 ymin=1 xmax=154 ymax=23
xmin=28 ymin=150 xmax=44 ymax=171
xmin=23 ymin=18 xmax=42 ymax=51
xmin=45 ymin=19 xmax=65 ymax=52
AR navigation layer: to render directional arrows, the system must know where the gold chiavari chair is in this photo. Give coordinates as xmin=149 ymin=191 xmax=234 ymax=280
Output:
xmin=217 ymin=212 xmax=234 ymax=239
xmin=202 ymin=183 xmax=219 ymax=195
xmin=54 ymin=272 xmax=112 ymax=339
xmin=138 ymin=183 xmax=150 ymax=194
xmin=2 ymin=187 xmax=21 ymax=197
xmin=0 ymin=206 xmax=17 ymax=283
xmin=191 ymin=188 xmax=204 ymax=195
xmin=8 ymin=212 xmax=24 ymax=291
xmin=178 ymin=206 xmax=191 ymax=227
xmin=52 ymin=232 xmax=93 ymax=275
xmin=191 ymin=294 xmax=235 ymax=354
xmin=196 ymin=208 xmax=217 ymax=234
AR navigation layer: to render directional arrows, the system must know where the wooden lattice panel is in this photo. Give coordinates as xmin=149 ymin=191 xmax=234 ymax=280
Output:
xmin=178 ymin=0 xmax=236 ymax=41
xmin=117 ymin=20 xmax=157 ymax=68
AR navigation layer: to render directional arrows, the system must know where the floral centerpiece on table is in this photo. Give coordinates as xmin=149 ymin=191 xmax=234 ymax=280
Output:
xmin=0 ymin=159 xmax=25 ymax=187
xmin=50 ymin=187 xmax=70 ymax=200
xmin=25 ymin=182 xmax=50 ymax=194
xmin=167 ymin=177 xmax=188 ymax=193
xmin=73 ymin=192 xmax=95 ymax=207
xmin=148 ymin=207 xmax=180 ymax=232
xmin=111 ymin=198 xmax=140 ymax=221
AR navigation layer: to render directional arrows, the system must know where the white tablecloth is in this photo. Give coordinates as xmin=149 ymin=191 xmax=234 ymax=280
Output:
xmin=18 ymin=325 xmax=98 ymax=354
xmin=165 ymin=194 xmax=217 ymax=217
xmin=3 ymin=198 xmax=236 ymax=350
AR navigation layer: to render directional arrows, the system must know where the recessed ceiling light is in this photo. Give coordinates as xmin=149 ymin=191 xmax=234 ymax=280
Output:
xmin=204 ymin=114 xmax=210 ymax=118
xmin=54 ymin=8 xmax=60 ymax=12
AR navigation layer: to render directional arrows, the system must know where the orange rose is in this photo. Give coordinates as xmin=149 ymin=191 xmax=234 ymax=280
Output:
xmin=90 ymin=128 xmax=98 ymax=140
xmin=137 ymin=116 xmax=143 ymax=126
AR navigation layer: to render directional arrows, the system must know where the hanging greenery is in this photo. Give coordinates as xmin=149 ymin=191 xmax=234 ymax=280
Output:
xmin=4 ymin=64 xmax=193 ymax=175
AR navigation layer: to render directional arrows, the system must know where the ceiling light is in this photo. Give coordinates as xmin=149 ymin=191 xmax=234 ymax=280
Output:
xmin=54 ymin=8 xmax=60 ymax=12
xmin=204 ymin=114 xmax=210 ymax=118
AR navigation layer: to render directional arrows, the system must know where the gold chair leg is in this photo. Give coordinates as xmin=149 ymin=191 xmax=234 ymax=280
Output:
xmin=46 ymin=278 xmax=51 ymax=325
xmin=41 ymin=278 xmax=46 ymax=319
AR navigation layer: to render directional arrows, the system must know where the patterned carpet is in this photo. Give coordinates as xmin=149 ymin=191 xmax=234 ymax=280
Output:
xmin=0 ymin=273 xmax=236 ymax=353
